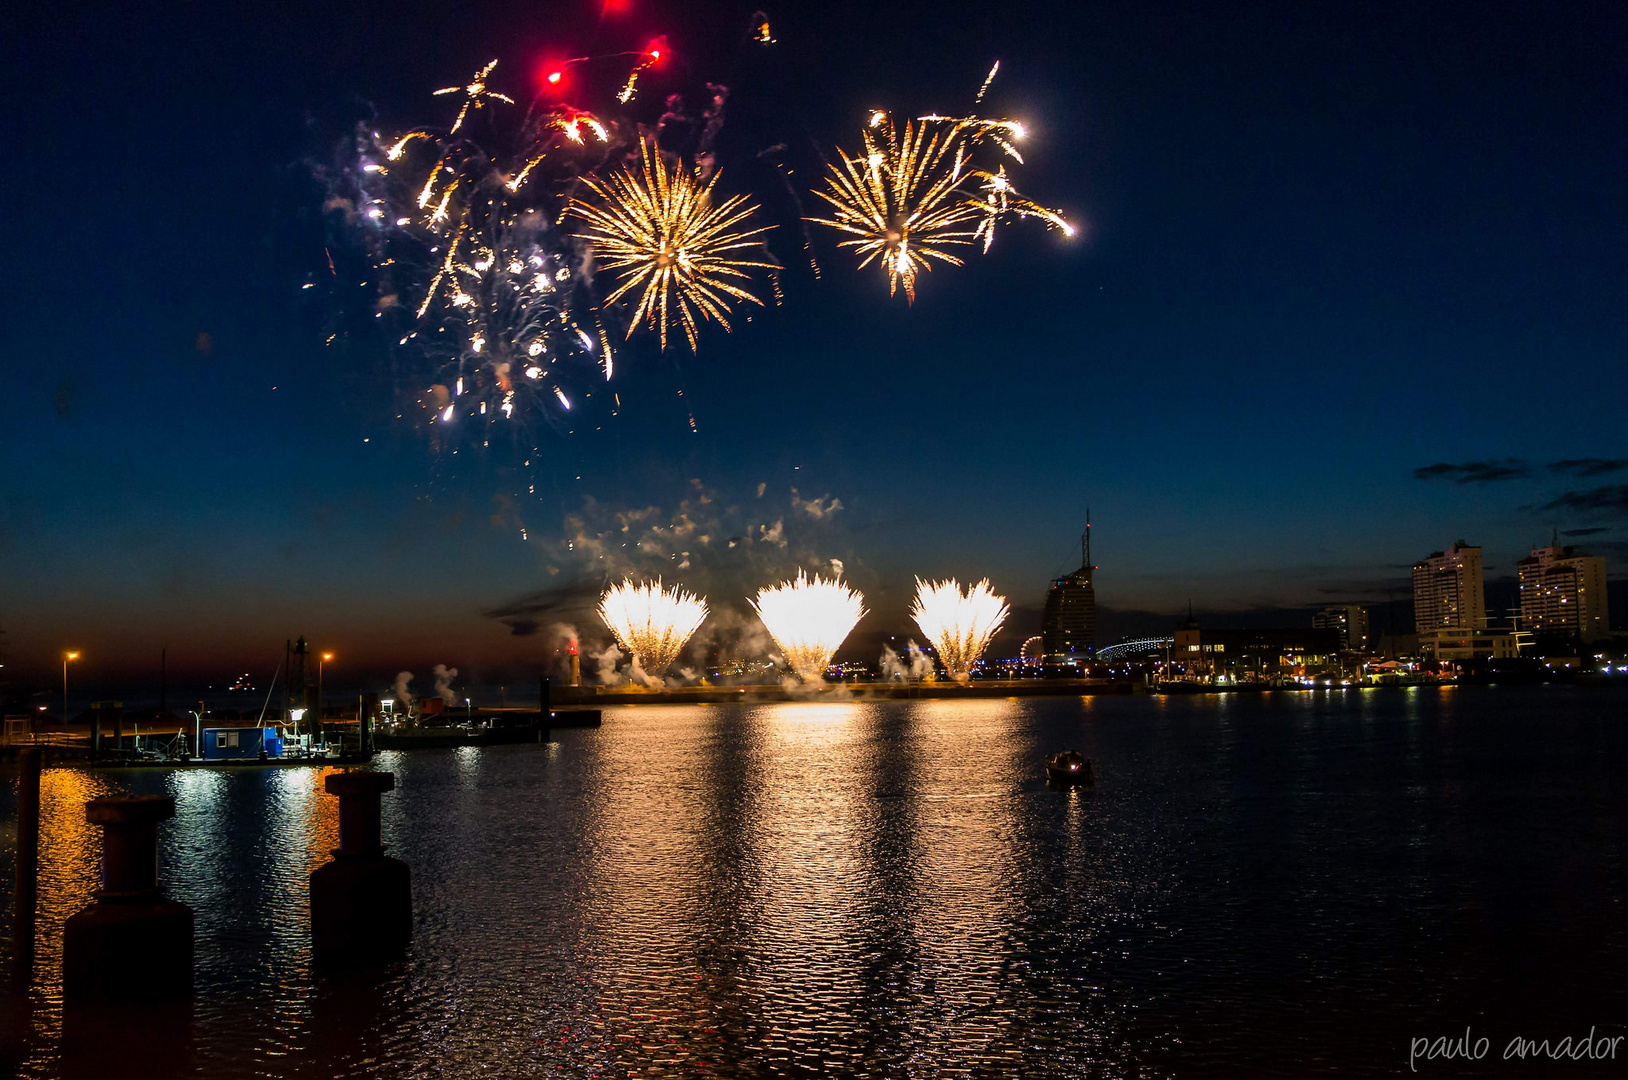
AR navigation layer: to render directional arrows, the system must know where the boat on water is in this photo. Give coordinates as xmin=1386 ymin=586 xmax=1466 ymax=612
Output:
xmin=1046 ymin=750 xmax=1093 ymax=785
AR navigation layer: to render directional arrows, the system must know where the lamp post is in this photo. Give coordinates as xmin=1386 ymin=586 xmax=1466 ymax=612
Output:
xmin=318 ymin=652 xmax=333 ymax=716
xmin=317 ymin=652 xmax=334 ymax=747
xmin=63 ymin=651 xmax=80 ymax=723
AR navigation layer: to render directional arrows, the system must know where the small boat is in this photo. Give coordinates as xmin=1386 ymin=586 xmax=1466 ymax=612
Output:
xmin=1046 ymin=750 xmax=1093 ymax=785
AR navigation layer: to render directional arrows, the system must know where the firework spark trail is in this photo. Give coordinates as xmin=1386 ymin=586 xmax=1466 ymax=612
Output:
xmin=433 ymin=59 xmax=514 ymax=134
xmin=568 ymin=136 xmax=777 ymax=351
xmin=597 ymin=578 xmax=710 ymax=677
xmin=751 ymin=572 xmax=866 ymax=682
xmin=909 ymin=577 xmax=1010 ymax=682
xmin=974 ymin=60 xmax=1000 ymax=103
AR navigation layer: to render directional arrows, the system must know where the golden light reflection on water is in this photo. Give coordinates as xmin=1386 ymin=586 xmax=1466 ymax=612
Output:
xmin=570 ymin=699 xmax=1060 ymax=1073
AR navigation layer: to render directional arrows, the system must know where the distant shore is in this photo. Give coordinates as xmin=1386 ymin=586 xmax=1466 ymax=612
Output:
xmin=555 ymin=679 xmax=1142 ymax=706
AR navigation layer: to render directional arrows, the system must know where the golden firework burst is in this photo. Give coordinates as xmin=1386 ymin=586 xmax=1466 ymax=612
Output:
xmin=909 ymin=577 xmax=1010 ymax=682
xmin=567 ymin=137 xmax=776 ymax=351
xmin=806 ymin=115 xmax=983 ymax=303
xmin=598 ymin=578 xmax=710 ymax=678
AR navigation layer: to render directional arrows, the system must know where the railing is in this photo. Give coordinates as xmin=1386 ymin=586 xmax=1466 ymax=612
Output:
xmin=2 ymin=718 xmax=93 ymax=748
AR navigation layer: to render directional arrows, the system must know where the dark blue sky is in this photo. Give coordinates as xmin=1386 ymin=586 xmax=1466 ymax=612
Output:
xmin=5 ymin=0 xmax=1625 ymax=683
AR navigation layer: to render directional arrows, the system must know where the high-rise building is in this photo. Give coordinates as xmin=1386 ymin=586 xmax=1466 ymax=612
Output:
xmin=1042 ymin=516 xmax=1097 ymax=665
xmin=1413 ymin=542 xmax=1485 ymax=632
xmin=1313 ymin=604 xmax=1370 ymax=653
xmin=1518 ymin=536 xmax=1610 ymax=642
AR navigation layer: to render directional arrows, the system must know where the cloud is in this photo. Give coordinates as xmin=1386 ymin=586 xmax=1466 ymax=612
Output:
xmin=1548 ymin=458 xmax=1628 ymax=477
xmin=1561 ymin=527 xmax=1610 ymax=537
xmin=1540 ymin=485 xmax=1628 ymax=514
xmin=1413 ymin=459 xmax=1529 ymax=484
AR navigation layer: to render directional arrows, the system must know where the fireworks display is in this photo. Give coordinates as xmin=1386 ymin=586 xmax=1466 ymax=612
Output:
xmin=808 ymin=65 xmax=1072 ymax=301
xmin=597 ymin=578 xmax=710 ymax=677
xmin=909 ymin=577 xmax=1010 ymax=682
xmin=323 ymin=16 xmax=1076 ymax=484
xmin=751 ymin=572 xmax=867 ymax=682
xmin=330 ymin=57 xmax=622 ymax=440
xmin=568 ymin=136 xmax=776 ymax=352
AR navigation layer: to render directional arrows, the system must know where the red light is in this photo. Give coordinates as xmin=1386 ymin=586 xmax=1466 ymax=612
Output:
xmin=644 ymin=35 xmax=668 ymax=63
xmin=547 ymin=70 xmax=562 ymax=84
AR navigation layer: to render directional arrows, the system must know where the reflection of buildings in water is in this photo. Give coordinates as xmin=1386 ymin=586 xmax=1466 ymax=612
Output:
xmin=159 ymin=765 xmax=342 ymax=1068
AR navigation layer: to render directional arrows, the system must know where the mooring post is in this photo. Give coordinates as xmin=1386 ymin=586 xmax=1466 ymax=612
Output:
xmin=63 ymin=796 xmax=193 ymax=1001
xmin=311 ymin=771 xmax=410 ymax=965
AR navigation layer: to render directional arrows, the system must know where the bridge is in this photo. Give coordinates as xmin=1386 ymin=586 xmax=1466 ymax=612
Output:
xmin=1095 ymin=636 xmax=1173 ymax=662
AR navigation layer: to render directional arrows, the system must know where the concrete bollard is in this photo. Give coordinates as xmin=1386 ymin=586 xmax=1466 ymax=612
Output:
xmin=310 ymin=771 xmax=410 ymax=965
xmin=63 ymin=796 xmax=193 ymax=1001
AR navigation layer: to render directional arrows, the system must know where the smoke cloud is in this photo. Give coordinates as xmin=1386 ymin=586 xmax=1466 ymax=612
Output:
xmin=432 ymin=664 xmax=459 ymax=704
xmin=879 ymin=641 xmax=934 ymax=681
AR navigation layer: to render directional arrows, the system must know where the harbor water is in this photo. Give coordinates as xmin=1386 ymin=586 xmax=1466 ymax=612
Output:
xmin=3 ymin=686 xmax=1626 ymax=1076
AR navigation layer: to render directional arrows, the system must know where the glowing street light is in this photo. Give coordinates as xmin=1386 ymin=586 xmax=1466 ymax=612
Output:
xmin=318 ymin=652 xmax=334 ymax=721
xmin=63 ymin=650 xmax=80 ymax=723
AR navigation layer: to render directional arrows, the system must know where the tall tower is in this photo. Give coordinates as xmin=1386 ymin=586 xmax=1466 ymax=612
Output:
xmin=1042 ymin=512 xmax=1098 ymax=667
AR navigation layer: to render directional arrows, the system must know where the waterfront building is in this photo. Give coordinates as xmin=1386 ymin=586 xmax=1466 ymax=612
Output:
xmin=1042 ymin=518 xmax=1097 ymax=666
xmin=1412 ymin=542 xmax=1486 ymax=632
xmin=1417 ymin=628 xmax=1519 ymax=661
xmin=1313 ymin=604 xmax=1371 ymax=653
xmin=1518 ymin=538 xmax=1610 ymax=642
xmin=1165 ymin=615 xmax=1342 ymax=683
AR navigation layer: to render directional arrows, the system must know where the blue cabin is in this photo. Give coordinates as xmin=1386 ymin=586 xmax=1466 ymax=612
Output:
xmin=201 ymin=726 xmax=283 ymax=760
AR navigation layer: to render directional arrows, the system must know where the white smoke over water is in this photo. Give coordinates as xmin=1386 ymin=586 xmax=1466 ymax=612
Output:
xmin=880 ymin=641 xmax=935 ymax=682
xmin=432 ymin=664 xmax=459 ymax=704
xmin=590 ymin=643 xmax=625 ymax=685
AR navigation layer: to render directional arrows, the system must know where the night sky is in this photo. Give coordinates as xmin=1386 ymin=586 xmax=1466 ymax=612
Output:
xmin=6 ymin=0 xmax=1626 ymax=691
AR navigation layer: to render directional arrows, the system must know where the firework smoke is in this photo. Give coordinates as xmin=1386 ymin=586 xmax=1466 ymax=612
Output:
xmin=432 ymin=663 xmax=461 ymax=704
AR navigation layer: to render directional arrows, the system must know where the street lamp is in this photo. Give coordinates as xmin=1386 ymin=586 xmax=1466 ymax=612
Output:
xmin=63 ymin=651 xmax=80 ymax=723
xmin=318 ymin=652 xmax=334 ymax=720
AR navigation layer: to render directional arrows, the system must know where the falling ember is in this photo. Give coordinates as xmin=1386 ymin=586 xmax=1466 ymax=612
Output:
xmin=597 ymin=578 xmax=710 ymax=678
xmin=751 ymin=572 xmax=867 ymax=682
xmin=909 ymin=577 xmax=1010 ymax=682
xmin=568 ymin=136 xmax=777 ymax=351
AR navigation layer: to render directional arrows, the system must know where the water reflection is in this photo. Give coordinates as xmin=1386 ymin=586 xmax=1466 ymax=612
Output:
xmin=2 ymin=689 xmax=1627 ymax=1076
